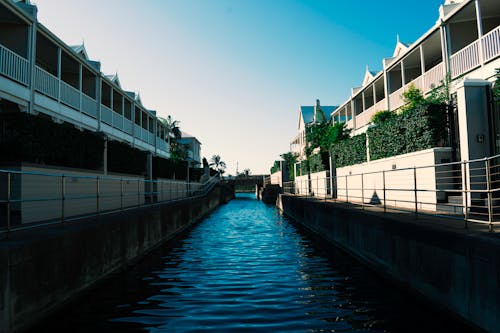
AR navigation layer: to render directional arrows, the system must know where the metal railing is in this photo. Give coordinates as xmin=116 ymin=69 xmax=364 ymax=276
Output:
xmin=284 ymin=154 xmax=500 ymax=232
xmin=0 ymin=169 xmax=220 ymax=237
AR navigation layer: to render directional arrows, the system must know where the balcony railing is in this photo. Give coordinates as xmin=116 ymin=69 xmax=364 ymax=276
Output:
xmin=482 ymin=25 xmax=500 ymax=63
xmin=123 ymin=119 xmax=133 ymax=135
xmin=450 ymin=40 xmax=480 ymax=78
xmin=112 ymin=112 xmax=123 ymax=130
xmin=60 ymin=81 xmax=80 ymax=110
xmin=0 ymin=44 xmax=29 ymax=86
xmin=81 ymin=94 xmax=97 ymax=118
xmin=389 ymin=85 xmax=405 ymax=110
xmin=422 ymin=62 xmax=444 ymax=92
xmin=355 ymin=98 xmax=386 ymax=129
xmin=101 ymin=105 xmax=112 ymax=125
xmin=34 ymin=66 xmax=58 ymax=99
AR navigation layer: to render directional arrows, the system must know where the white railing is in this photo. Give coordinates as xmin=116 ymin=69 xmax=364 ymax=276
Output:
xmin=345 ymin=118 xmax=354 ymax=130
xmin=81 ymin=94 xmax=97 ymax=118
xmin=389 ymin=85 xmax=405 ymax=110
xmin=0 ymin=44 xmax=29 ymax=85
xmin=423 ymin=62 xmax=444 ymax=93
xmin=134 ymin=124 xmax=142 ymax=139
xmin=450 ymin=40 xmax=480 ymax=78
xmin=123 ymin=119 xmax=133 ymax=135
xmin=34 ymin=66 xmax=59 ymax=99
xmin=112 ymin=112 xmax=123 ymax=130
xmin=157 ymin=138 xmax=167 ymax=151
xmin=60 ymin=81 xmax=80 ymax=110
xmin=101 ymin=105 xmax=112 ymax=125
xmin=482 ymin=25 xmax=500 ymax=63
xmin=355 ymin=98 xmax=386 ymax=129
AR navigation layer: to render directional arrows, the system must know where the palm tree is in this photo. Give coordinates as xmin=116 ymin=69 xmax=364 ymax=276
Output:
xmin=210 ymin=155 xmax=226 ymax=174
xmin=159 ymin=115 xmax=181 ymax=145
xmin=243 ymin=168 xmax=251 ymax=178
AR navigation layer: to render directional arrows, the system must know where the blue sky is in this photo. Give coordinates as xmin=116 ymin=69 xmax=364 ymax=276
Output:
xmin=37 ymin=0 xmax=444 ymax=174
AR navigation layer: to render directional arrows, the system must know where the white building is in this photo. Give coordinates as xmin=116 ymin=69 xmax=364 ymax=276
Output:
xmin=0 ymin=0 xmax=171 ymax=160
xmin=329 ymin=0 xmax=500 ymax=164
xmin=178 ymin=131 xmax=201 ymax=167
xmin=290 ymin=99 xmax=337 ymax=159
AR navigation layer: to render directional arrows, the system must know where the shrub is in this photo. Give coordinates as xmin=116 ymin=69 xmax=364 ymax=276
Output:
xmin=368 ymin=103 xmax=448 ymax=161
xmin=331 ymin=133 xmax=367 ymax=168
xmin=371 ymin=110 xmax=395 ymax=125
xmin=108 ymin=140 xmax=147 ymax=175
xmin=0 ymin=112 xmax=104 ymax=170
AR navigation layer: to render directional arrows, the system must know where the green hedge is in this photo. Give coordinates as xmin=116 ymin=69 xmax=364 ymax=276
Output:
xmin=270 ymin=160 xmax=280 ymax=174
xmin=331 ymin=133 xmax=367 ymax=168
xmin=367 ymin=103 xmax=448 ymax=161
xmin=153 ymin=156 xmax=188 ymax=180
xmin=0 ymin=112 xmax=103 ymax=169
xmin=108 ymin=140 xmax=147 ymax=175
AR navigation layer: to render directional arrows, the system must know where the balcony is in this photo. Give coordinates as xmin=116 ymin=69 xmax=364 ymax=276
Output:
xmin=451 ymin=25 xmax=500 ymax=78
xmin=0 ymin=44 xmax=30 ymax=86
xmin=355 ymin=98 xmax=386 ymax=129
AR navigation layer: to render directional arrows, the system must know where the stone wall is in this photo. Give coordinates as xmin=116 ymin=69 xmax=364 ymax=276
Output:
xmin=0 ymin=183 xmax=233 ymax=333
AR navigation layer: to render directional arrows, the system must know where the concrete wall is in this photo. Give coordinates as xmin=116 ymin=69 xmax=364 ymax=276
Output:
xmin=336 ymin=148 xmax=453 ymax=211
xmin=3 ymin=166 xmax=203 ymax=225
xmin=278 ymin=195 xmax=500 ymax=333
xmin=295 ymin=171 xmax=329 ymax=198
xmin=0 ymin=183 xmax=233 ymax=333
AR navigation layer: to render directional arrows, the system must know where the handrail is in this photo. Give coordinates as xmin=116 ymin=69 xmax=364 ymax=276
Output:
xmin=0 ymin=169 xmax=221 ymax=237
xmin=284 ymin=153 xmax=500 ymax=232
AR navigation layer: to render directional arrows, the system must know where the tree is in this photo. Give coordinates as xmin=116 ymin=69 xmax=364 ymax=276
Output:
xmin=493 ymin=69 xmax=500 ymax=104
xmin=159 ymin=115 xmax=181 ymax=145
xmin=243 ymin=168 xmax=251 ymax=177
xmin=280 ymin=152 xmax=298 ymax=181
xmin=210 ymin=154 xmax=226 ymax=174
xmin=170 ymin=141 xmax=188 ymax=162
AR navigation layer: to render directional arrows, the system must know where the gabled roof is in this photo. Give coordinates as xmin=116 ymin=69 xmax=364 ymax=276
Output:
xmin=298 ymin=104 xmax=335 ymax=129
xmin=300 ymin=106 xmax=315 ymax=124
xmin=70 ymin=44 xmax=89 ymax=60
xmin=362 ymin=66 xmax=380 ymax=86
xmin=105 ymin=73 xmax=122 ymax=88
xmin=393 ymin=38 xmax=410 ymax=58
xmin=180 ymin=131 xmax=202 ymax=144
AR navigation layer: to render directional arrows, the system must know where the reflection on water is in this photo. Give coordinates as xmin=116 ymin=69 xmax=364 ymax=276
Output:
xmin=31 ymin=193 xmax=475 ymax=332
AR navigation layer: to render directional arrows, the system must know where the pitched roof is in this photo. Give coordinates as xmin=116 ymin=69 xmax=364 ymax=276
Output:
xmin=300 ymin=106 xmax=315 ymax=124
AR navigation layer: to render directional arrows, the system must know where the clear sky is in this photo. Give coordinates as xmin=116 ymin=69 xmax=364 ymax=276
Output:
xmin=36 ymin=0 xmax=444 ymax=175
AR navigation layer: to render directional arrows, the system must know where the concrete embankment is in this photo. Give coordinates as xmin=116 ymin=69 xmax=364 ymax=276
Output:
xmin=278 ymin=194 xmax=500 ymax=333
xmin=0 ymin=184 xmax=234 ymax=333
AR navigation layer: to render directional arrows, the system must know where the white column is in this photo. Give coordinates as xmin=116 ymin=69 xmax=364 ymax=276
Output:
xmin=361 ymin=91 xmax=366 ymax=113
xmin=372 ymin=84 xmax=377 ymax=105
xmin=96 ymin=76 xmax=102 ymax=131
xmin=131 ymin=103 xmax=136 ymax=147
xmin=419 ymin=45 xmax=426 ymax=75
xmin=400 ymin=61 xmax=406 ymax=86
xmin=57 ymin=48 xmax=61 ymax=102
xmin=28 ymin=22 xmax=37 ymax=114
xmin=475 ymin=0 xmax=484 ymax=66
xmin=350 ymin=99 xmax=356 ymax=129
xmin=384 ymin=69 xmax=391 ymax=111
xmin=78 ymin=64 xmax=82 ymax=111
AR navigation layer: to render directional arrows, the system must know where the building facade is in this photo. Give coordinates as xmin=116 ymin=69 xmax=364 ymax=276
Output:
xmin=328 ymin=0 xmax=500 ymax=163
xmin=0 ymin=0 xmax=171 ymax=160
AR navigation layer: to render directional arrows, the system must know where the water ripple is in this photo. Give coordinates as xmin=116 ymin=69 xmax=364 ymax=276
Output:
xmin=30 ymin=193 xmax=477 ymax=333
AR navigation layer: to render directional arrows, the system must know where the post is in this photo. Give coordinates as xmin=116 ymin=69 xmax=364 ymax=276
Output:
xmin=96 ymin=176 xmax=100 ymax=213
xmin=6 ymin=172 xmax=11 ymax=236
xmin=137 ymin=179 xmax=141 ymax=206
xmin=361 ymin=173 xmax=364 ymax=209
xmin=345 ymin=175 xmax=349 ymax=203
xmin=383 ymin=170 xmax=386 ymax=212
xmin=414 ymin=167 xmax=418 ymax=216
xmin=463 ymin=161 xmax=469 ymax=228
xmin=120 ymin=178 xmax=123 ymax=210
xmin=61 ymin=175 xmax=65 ymax=223
xmin=486 ymin=159 xmax=493 ymax=232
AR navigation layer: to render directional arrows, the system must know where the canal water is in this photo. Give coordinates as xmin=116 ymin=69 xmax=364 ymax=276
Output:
xmin=31 ymin=193 xmax=475 ymax=332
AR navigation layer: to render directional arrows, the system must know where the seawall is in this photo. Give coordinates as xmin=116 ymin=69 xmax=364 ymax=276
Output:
xmin=0 ymin=184 xmax=234 ymax=333
xmin=278 ymin=194 xmax=500 ymax=333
